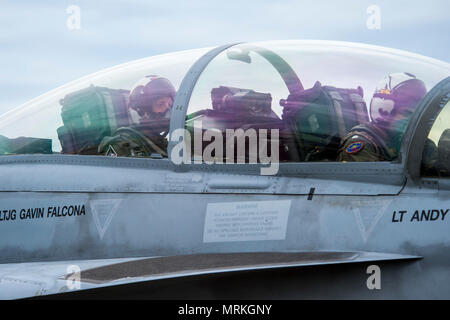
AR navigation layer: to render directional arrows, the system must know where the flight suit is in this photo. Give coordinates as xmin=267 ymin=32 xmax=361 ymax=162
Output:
xmin=337 ymin=123 xmax=395 ymax=162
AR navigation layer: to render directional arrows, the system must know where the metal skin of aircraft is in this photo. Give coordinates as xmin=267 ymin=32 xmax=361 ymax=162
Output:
xmin=0 ymin=40 xmax=449 ymax=300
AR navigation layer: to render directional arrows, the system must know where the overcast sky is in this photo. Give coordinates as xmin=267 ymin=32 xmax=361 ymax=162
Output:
xmin=1 ymin=0 xmax=449 ymax=114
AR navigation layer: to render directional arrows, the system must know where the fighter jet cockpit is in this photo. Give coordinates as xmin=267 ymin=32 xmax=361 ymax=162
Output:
xmin=185 ymin=43 xmax=371 ymax=163
xmin=0 ymin=41 xmax=449 ymax=176
xmin=0 ymin=47 xmax=211 ymax=158
xmin=183 ymin=42 xmax=450 ymax=170
xmin=181 ymin=41 xmax=449 ymax=176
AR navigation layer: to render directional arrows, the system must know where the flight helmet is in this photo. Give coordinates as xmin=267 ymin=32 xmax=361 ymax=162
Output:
xmin=128 ymin=75 xmax=176 ymax=122
xmin=369 ymin=72 xmax=427 ymax=129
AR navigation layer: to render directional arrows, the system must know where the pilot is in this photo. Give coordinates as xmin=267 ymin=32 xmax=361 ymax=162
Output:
xmin=128 ymin=75 xmax=176 ymax=122
xmin=98 ymin=75 xmax=176 ymax=157
xmin=337 ymin=73 xmax=427 ymax=162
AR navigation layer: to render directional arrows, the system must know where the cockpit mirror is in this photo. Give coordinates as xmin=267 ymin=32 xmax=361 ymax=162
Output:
xmin=226 ymin=48 xmax=251 ymax=64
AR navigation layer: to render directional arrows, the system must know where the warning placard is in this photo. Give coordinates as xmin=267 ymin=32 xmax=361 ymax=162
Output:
xmin=203 ymin=200 xmax=291 ymax=243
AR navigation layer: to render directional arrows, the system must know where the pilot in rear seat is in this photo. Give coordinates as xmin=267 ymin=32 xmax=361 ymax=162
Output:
xmin=337 ymin=73 xmax=427 ymax=162
xmin=98 ymin=75 xmax=175 ymax=157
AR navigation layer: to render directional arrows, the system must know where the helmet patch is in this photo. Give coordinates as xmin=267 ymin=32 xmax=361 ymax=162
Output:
xmin=346 ymin=141 xmax=364 ymax=154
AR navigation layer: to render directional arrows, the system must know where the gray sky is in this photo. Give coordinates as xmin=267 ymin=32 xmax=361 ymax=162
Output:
xmin=1 ymin=0 xmax=449 ymax=114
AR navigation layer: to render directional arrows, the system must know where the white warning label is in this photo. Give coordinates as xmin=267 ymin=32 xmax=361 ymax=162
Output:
xmin=203 ymin=200 xmax=291 ymax=243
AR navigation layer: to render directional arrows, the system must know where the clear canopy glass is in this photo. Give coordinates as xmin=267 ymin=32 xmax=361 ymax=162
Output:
xmin=0 ymin=47 xmax=209 ymax=155
xmin=186 ymin=40 xmax=450 ymax=163
xmin=422 ymin=100 xmax=450 ymax=177
xmin=1 ymin=40 xmax=450 ymax=164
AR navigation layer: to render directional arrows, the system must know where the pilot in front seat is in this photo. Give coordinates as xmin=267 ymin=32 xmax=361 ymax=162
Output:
xmin=128 ymin=75 xmax=175 ymax=122
xmin=98 ymin=75 xmax=175 ymax=157
xmin=337 ymin=73 xmax=427 ymax=162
